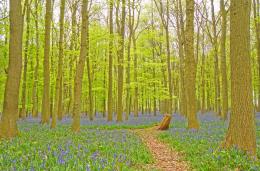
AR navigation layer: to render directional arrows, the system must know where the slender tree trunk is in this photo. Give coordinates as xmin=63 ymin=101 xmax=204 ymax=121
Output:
xmin=210 ymin=0 xmax=221 ymax=115
xmin=222 ymin=0 xmax=256 ymax=156
xmin=86 ymin=13 xmax=93 ymax=121
xmin=32 ymin=0 xmax=39 ymax=118
xmin=72 ymin=0 xmax=88 ymax=132
xmin=117 ymin=0 xmax=126 ymax=122
xmin=176 ymin=0 xmax=186 ymax=116
xmin=41 ymin=0 xmax=52 ymax=124
xmin=165 ymin=0 xmax=173 ymax=114
xmin=133 ymin=37 xmax=138 ymax=117
xmin=103 ymin=66 xmax=106 ymax=118
xmin=0 ymin=0 xmax=23 ymax=138
xmin=125 ymin=0 xmax=132 ymax=120
xmin=51 ymin=0 xmax=65 ymax=128
xmin=68 ymin=0 xmax=78 ymax=115
xmin=185 ymin=0 xmax=199 ymax=129
xmin=253 ymin=0 xmax=260 ymax=111
xmin=107 ymin=0 xmax=113 ymax=121
xmin=21 ymin=1 xmax=31 ymax=119
xmin=220 ymin=0 xmax=228 ymax=119
xmin=201 ymin=31 xmax=206 ymax=114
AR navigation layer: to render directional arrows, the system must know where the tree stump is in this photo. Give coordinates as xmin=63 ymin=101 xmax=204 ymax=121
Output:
xmin=158 ymin=114 xmax=172 ymax=130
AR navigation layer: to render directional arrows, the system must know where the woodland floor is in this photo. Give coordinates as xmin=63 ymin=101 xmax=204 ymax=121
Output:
xmin=133 ymin=127 xmax=189 ymax=171
xmin=2 ymin=113 xmax=260 ymax=170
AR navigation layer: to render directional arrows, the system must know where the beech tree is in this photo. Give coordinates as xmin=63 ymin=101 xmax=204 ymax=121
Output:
xmin=222 ymin=0 xmax=256 ymax=156
xmin=51 ymin=0 xmax=65 ymax=128
xmin=0 ymin=0 xmax=23 ymax=138
xmin=72 ymin=0 xmax=88 ymax=132
xmin=185 ymin=0 xmax=199 ymax=129
xmin=107 ymin=0 xmax=113 ymax=121
xmin=41 ymin=0 xmax=52 ymax=124
xmin=116 ymin=0 xmax=126 ymax=122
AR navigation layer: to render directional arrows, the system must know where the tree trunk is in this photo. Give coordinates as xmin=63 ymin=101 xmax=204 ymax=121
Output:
xmin=32 ymin=0 xmax=39 ymax=118
xmin=68 ymin=0 xmax=78 ymax=115
xmin=158 ymin=114 xmax=171 ymax=130
xmin=72 ymin=0 xmax=88 ymax=132
xmin=86 ymin=14 xmax=93 ymax=121
xmin=51 ymin=0 xmax=65 ymax=128
xmin=117 ymin=0 xmax=126 ymax=122
xmin=21 ymin=1 xmax=31 ymax=119
xmin=201 ymin=31 xmax=206 ymax=114
xmin=185 ymin=0 xmax=199 ymax=129
xmin=210 ymin=0 xmax=221 ymax=115
xmin=133 ymin=37 xmax=138 ymax=117
xmin=165 ymin=0 xmax=173 ymax=114
xmin=220 ymin=0 xmax=228 ymax=119
xmin=107 ymin=0 xmax=113 ymax=121
xmin=253 ymin=0 xmax=260 ymax=111
xmin=41 ymin=0 xmax=52 ymax=124
xmin=222 ymin=0 xmax=256 ymax=156
xmin=0 ymin=0 xmax=23 ymax=138
xmin=176 ymin=0 xmax=186 ymax=116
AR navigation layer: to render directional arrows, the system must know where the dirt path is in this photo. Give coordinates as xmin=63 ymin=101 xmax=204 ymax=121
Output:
xmin=133 ymin=127 xmax=189 ymax=171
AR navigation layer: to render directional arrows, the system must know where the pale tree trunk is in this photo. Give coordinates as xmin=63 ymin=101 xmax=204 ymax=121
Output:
xmin=126 ymin=0 xmax=133 ymax=120
xmin=222 ymin=0 xmax=256 ymax=156
xmin=68 ymin=0 xmax=78 ymax=115
xmin=103 ymin=66 xmax=106 ymax=118
xmin=21 ymin=1 xmax=31 ymax=119
xmin=210 ymin=0 xmax=221 ymax=115
xmin=133 ymin=36 xmax=138 ymax=117
xmin=176 ymin=0 xmax=186 ymax=116
xmin=220 ymin=0 xmax=228 ymax=119
xmin=165 ymin=1 xmax=173 ymax=114
xmin=41 ymin=0 xmax=52 ymax=124
xmin=51 ymin=0 xmax=65 ymax=128
xmin=32 ymin=0 xmax=39 ymax=118
xmin=86 ymin=13 xmax=93 ymax=121
xmin=185 ymin=0 xmax=199 ymax=129
xmin=117 ymin=0 xmax=126 ymax=122
xmin=201 ymin=31 xmax=206 ymax=114
xmin=0 ymin=0 xmax=23 ymax=138
xmin=107 ymin=0 xmax=113 ymax=121
xmin=253 ymin=0 xmax=260 ymax=111
xmin=151 ymin=4 xmax=156 ymax=116
xmin=72 ymin=0 xmax=88 ymax=132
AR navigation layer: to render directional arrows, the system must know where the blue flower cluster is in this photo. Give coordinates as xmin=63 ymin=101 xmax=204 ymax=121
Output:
xmin=0 ymin=123 xmax=153 ymax=170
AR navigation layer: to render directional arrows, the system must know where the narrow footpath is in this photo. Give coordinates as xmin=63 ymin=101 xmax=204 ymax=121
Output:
xmin=133 ymin=127 xmax=189 ymax=171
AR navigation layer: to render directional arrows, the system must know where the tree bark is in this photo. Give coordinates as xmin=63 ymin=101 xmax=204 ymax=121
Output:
xmin=86 ymin=13 xmax=93 ymax=121
xmin=72 ymin=0 xmax=88 ymax=132
xmin=51 ymin=0 xmax=65 ymax=128
xmin=253 ymin=0 xmax=260 ymax=111
xmin=107 ymin=0 xmax=113 ymax=121
xmin=220 ymin=0 xmax=228 ymax=119
xmin=222 ymin=0 xmax=256 ymax=156
xmin=32 ymin=0 xmax=39 ymax=118
xmin=185 ymin=0 xmax=199 ymax=129
xmin=0 ymin=0 xmax=23 ymax=138
xmin=41 ymin=0 xmax=52 ymax=124
xmin=133 ymin=36 xmax=138 ymax=117
xmin=117 ymin=0 xmax=126 ymax=122
xmin=210 ymin=0 xmax=221 ymax=115
xmin=21 ymin=1 xmax=31 ymax=119
xmin=176 ymin=0 xmax=186 ymax=116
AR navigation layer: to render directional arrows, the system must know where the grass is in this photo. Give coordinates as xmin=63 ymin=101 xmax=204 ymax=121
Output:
xmin=0 ymin=122 xmax=153 ymax=170
xmin=158 ymin=113 xmax=260 ymax=171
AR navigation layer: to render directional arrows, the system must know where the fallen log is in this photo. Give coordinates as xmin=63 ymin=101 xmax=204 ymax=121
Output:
xmin=158 ymin=114 xmax=172 ymax=130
